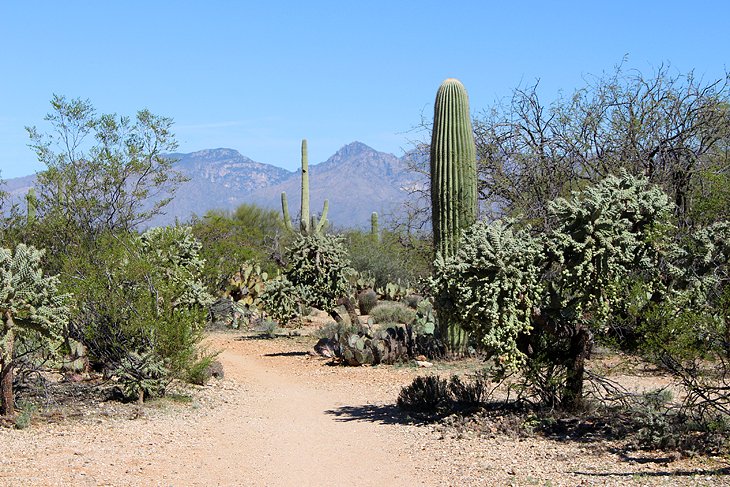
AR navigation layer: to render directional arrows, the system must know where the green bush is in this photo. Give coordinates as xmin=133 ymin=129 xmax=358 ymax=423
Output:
xmin=343 ymin=229 xmax=430 ymax=289
xmin=65 ymin=227 xmax=212 ymax=386
xmin=369 ymin=301 xmax=417 ymax=325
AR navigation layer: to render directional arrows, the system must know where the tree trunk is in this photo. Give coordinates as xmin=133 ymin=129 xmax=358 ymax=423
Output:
xmin=562 ymin=325 xmax=591 ymax=411
xmin=0 ymin=326 xmax=15 ymax=417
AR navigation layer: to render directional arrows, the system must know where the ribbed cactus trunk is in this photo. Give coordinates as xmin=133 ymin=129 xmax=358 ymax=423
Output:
xmin=300 ymin=139 xmax=311 ymax=234
xmin=430 ymin=78 xmax=477 ymax=356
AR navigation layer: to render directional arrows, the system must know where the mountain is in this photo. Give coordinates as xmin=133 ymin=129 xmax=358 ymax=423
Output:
xmin=246 ymin=142 xmax=416 ymax=228
xmin=5 ymin=142 xmax=418 ymax=229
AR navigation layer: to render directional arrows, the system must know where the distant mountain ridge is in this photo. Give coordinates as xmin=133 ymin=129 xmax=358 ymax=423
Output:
xmin=3 ymin=142 xmax=418 ymax=229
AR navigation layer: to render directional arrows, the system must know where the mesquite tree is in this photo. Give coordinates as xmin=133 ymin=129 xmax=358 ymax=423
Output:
xmin=0 ymin=244 xmax=69 ymax=416
xmin=430 ymin=78 xmax=478 ymax=355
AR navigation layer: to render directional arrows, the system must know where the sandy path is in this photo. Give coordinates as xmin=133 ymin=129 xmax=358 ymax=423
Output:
xmin=2 ymin=332 xmax=729 ymax=486
xmin=1 ymin=334 xmax=428 ymax=487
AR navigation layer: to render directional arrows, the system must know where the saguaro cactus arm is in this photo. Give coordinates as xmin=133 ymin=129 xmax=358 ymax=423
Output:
xmin=281 ymin=192 xmax=294 ymax=232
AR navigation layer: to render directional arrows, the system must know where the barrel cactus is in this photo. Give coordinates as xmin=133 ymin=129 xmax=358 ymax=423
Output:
xmin=429 ymin=78 xmax=478 ymax=355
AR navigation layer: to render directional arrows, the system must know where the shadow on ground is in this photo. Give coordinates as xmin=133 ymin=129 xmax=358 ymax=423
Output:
xmin=574 ymin=465 xmax=730 ymax=479
xmin=263 ymin=351 xmax=310 ymax=357
xmin=324 ymin=403 xmax=418 ymax=426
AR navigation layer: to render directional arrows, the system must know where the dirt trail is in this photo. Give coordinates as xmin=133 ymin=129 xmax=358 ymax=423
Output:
xmin=1 ymin=334 xmax=430 ymax=487
xmin=2 ymin=331 xmax=729 ymax=486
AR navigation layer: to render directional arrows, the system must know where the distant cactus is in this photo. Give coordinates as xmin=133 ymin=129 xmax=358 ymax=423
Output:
xmin=281 ymin=139 xmax=329 ymax=235
xmin=25 ymin=188 xmax=37 ymax=224
xmin=371 ymin=212 xmax=379 ymax=242
xmin=429 ymin=78 xmax=477 ymax=356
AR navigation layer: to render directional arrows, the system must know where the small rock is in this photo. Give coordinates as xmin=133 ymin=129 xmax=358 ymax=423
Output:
xmin=415 ymin=360 xmax=433 ymax=368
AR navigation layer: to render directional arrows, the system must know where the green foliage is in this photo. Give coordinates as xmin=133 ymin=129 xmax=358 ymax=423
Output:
xmin=191 ymin=204 xmax=281 ymax=293
xmin=26 ymin=95 xmax=184 ymax=248
xmin=431 ymin=172 xmax=677 ymax=408
xmin=13 ymin=400 xmax=37 ymax=429
xmin=369 ymin=301 xmax=417 ymax=326
xmin=343 ymin=229 xmax=429 ymax=290
xmin=284 ymin=233 xmax=352 ymax=312
xmin=186 ymin=356 xmax=223 ymax=386
xmin=545 ymin=171 xmax=675 ymax=328
xmin=0 ymin=244 xmax=70 ymax=415
xmin=66 ymin=227 xmax=211 ymax=382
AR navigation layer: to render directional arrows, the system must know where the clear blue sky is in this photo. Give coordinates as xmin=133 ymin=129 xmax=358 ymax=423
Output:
xmin=1 ymin=1 xmax=727 ymax=179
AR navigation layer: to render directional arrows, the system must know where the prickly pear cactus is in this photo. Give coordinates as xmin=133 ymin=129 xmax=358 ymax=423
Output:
xmin=224 ymin=261 xmax=269 ymax=308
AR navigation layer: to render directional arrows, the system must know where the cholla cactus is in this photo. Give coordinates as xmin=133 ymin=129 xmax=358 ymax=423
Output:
xmin=139 ymin=226 xmax=214 ymax=309
xmin=285 ymin=233 xmax=352 ymax=312
xmin=431 ymin=220 xmax=542 ymax=368
xmin=546 ymin=171 xmax=674 ymax=325
xmin=0 ymin=244 xmax=70 ymax=415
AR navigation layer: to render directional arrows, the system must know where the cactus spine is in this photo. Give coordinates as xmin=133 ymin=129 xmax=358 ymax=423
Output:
xmin=281 ymin=139 xmax=329 ymax=235
xmin=430 ymin=78 xmax=477 ymax=355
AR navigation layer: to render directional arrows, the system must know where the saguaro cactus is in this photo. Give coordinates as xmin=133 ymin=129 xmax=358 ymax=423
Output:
xmin=430 ymin=78 xmax=478 ymax=355
xmin=26 ymin=188 xmax=37 ymax=224
xmin=371 ymin=212 xmax=380 ymax=242
xmin=281 ymin=139 xmax=329 ymax=235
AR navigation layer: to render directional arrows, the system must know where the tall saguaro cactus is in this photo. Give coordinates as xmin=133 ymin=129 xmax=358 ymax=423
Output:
xmin=430 ymin=78 xmax=478 ymax=355
xmin=281 ymin=139 xmax=329 ymax=235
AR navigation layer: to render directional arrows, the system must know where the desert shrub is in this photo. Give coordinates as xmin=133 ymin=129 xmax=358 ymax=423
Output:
xmin=65 ymin=227 xmax=212 ymax=387
xmin=13 ymin=401 xmax=37 ymax=430
xmin=343 ymin=229 xmax=429 ymax=289
xmin=357 ymin=288 xmax=378 ymax=315
xmin=284 ymin=233 xmax=352 ymax=312
xmin=369 ymin=301 xmax=417 ymax=325
xmin=398 ymin=371 xmax=495 ymax=418
xmin=397 ymin=375 xmax=450 ymax=413
xmin=191 ymin=204 xmax=281 ymax=293
xmin=186 ymin=355 xmax=223 ymax=386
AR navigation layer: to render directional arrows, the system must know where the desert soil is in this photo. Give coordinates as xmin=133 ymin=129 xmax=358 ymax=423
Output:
xmin=1 ymin=329 xmax=729 ymax=486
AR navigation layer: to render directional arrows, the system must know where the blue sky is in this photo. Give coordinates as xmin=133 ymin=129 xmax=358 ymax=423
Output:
xmin=1 ymin=1 xmax=727 ymax=179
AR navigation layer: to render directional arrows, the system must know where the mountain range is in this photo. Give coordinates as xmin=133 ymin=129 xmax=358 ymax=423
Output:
xmin=3 ymin=142 xmax=424 ymax=229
